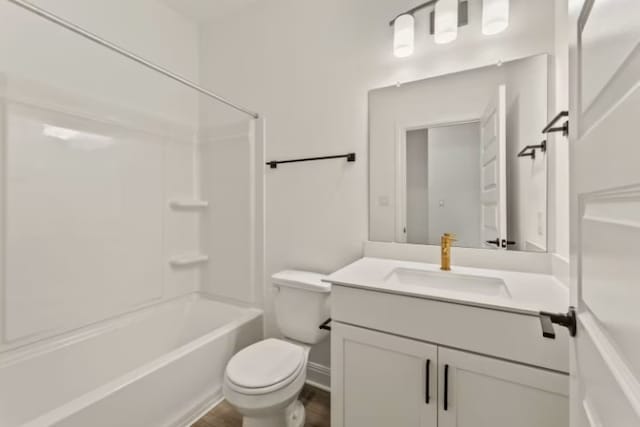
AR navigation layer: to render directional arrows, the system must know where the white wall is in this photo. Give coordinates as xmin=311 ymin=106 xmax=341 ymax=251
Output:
xmin=0 ymin=0 xmax=202 ymax=350
xmin=406 ymin=129 xmax=429 ymax=244
xmin=551 ymin=0 xmax=570 ymax=263
xmin=504 ymin=55 xmax=549 ymax=251
xmin=428 ymin=123 xmax=482 ymax=248
xmin=198 ymin=0 xmax=557 ymax=374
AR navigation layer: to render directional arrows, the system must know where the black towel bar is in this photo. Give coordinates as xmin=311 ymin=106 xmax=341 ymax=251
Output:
xmin=266 ymin=153 xmax=356 ymax=169
xmin=542 ymin=111 xmax=569 ymax=136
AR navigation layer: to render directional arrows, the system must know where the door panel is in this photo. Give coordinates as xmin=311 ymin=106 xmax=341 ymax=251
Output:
xmin=581 ymin=190 xmax=640 ymax=377
xmin=331 ymin=323 xmax=437 ymax=427
xmin=575 ymin=314 xmax=640 ymax=427
xmin=570 ymin=0 xmax=640 ymax=425
xmin=580 ymin=0 xmax=640 ymax=113
xmin=438 ymin=347 xmax=569 ymax=427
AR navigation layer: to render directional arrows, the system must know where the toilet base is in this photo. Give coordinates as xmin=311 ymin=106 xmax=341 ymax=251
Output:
xmin=243 ymin=400 xmax=305 ymax=427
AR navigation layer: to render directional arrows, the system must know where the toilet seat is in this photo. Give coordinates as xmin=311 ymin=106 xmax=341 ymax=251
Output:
xmin=225 ymin=338 xmax=306 ymax=395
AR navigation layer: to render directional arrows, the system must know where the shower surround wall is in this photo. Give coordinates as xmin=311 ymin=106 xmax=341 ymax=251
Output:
xmin=0 ymin=1 xmax=202 ymax=350
xmin=199 ymin=118 xmax=264 ymax=306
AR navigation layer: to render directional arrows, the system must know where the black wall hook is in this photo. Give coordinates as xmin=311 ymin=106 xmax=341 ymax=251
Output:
xmin=517 ymin=140 xmax=547 ymax=159
xmin=543 ymin=111 xmax=569 ymax=136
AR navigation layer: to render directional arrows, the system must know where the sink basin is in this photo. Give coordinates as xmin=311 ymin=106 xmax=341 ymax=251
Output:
xmin=384 ymin=268 xmax=511 ymax=298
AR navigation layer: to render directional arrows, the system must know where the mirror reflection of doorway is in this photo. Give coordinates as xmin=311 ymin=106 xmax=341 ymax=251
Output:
xmin=403 ymin=122 xmax=482 ymax=247
xmin=405 ymin=128 xmax=429 ymax=245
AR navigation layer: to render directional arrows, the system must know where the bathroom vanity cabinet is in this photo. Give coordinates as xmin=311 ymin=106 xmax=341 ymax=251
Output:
xmin=332 ymin=323 xmax=568 ymax=427
xmin=326 ymin=258 xmax=570 ymax=427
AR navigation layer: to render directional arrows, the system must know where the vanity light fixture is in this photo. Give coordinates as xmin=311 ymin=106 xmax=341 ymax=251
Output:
xmin=434 ymin=0 xmax=459 ymax=44
xmin=482 ymin=0 xmax=510 ymax=35
xmin=393 ymin=14 xmax=415 ymax=58
xmin=390 ymin=0 xmax=508 ymax=56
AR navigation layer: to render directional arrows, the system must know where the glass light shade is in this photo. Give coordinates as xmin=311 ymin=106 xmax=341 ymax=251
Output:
xmin=393 ymin=14 xmax=415 ymax=58
xmin=434 ymin=0 xmax=458 ymax=44
xmin=482 ymin=0 xmax=509 ymax=35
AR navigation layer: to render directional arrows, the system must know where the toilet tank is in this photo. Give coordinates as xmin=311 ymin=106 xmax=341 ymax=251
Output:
xmin=272 ymin=270 xmax=331 ymax=344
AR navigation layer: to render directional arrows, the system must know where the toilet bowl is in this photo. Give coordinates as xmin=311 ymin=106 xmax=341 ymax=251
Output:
xmin=223 ymin=270 xmax=330 ymax=427
xmin=223 ymin=338 xmax=309 ymax=427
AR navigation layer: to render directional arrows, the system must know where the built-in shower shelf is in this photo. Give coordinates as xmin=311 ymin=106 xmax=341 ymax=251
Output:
xmin=169 ymin=254 xmax=209 ymax=267
xmin=169 ymin=200 xmax=209 ymax=209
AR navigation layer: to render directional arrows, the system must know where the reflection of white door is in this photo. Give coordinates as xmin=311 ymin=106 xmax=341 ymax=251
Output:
xmin=395 ymin=126 xmax=408 ymax=243
xmin=570 ymin=1 xmax=640 ymax=426
xmin=480 ymin=85 xmax=506 ymax=249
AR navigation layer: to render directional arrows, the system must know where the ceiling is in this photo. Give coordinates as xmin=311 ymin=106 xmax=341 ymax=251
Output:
xmin=160 ymin=0 xmax=259 ymax=23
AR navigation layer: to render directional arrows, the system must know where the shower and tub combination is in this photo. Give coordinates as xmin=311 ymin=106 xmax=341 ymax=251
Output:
xmin=0 ymin=295 xmax=262 ymax=427
xmin=0 ymin=1 xmax=265 ymax=426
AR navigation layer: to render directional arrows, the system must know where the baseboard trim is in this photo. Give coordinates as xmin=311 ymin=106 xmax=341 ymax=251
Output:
xmin=306 ymin=379 xmax=330 ymax=393
xmin=306 ymin=362 xmax=330 ymax=392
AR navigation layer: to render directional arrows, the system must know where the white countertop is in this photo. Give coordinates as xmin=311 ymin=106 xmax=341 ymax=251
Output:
xmin=324 ymin=257 xmax=569 ymax=315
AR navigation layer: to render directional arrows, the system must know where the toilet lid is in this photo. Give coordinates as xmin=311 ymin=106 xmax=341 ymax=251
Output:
xmin=226 ymin=338 xmax=305 ymax=389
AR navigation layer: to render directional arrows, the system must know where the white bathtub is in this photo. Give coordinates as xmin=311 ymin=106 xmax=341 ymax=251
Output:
xmin=0 ymin=293 xmax=263 ymax=427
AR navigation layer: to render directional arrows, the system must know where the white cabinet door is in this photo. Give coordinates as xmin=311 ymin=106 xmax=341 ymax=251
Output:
xmin=437 ymin=347 xmax=569 ymax=427
xmin=331 ymin=323 xmax=437 ymax=427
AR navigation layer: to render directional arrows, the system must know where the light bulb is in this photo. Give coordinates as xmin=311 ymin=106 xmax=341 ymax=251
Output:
xmin=434 ymin=0 xmax=458 ymax=44
xmin=394 ymin=14 xmax=415 ymax=58
xmin=482 ymin=0 xmax=509 ymax=35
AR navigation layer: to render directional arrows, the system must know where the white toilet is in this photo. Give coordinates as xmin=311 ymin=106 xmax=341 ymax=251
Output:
xmin=223 ymin=270 xmax=331 ymax=427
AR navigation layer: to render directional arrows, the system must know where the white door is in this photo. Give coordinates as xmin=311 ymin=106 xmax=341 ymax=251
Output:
xmin=437 ymin=347 xmax=569 ymax=427
xmin=569 ymin=0 xmax=640 ymax=426
xmin=331 ymin=323 xmax=437 ymax=427
xmin=480 ymin=85 xmax=507 ymax=249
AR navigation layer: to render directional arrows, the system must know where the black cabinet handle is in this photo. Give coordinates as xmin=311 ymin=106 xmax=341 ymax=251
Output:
xmin=425 ymin=359 xmax=430 ymax=404
xmin=486 ymin=238 xmax=500 ymax=246
xmin=444 ymin=364 xmax=449 ymax=411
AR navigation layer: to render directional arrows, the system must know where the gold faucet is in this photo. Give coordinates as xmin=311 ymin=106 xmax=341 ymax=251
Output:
xmin=441 ymin=233 xmax=457 ymax=271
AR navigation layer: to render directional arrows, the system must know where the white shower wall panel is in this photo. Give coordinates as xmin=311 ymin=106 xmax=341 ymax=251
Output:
xmin=0 ymin=0 xmax=203 ymax=351
xmin=199 ymin=121 xmax=256 ymax=304
xmin=5 ymin=103 xmax=164 ymax=342
xmin=0 ymin=76 xmax=200 ymax=351
xmin=164 ymin=139 xmax=201 ymax=297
